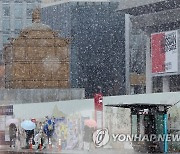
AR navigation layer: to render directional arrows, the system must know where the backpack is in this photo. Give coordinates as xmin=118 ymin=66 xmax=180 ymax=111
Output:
xmin=48 ymin=124 xmax=53 ymax=131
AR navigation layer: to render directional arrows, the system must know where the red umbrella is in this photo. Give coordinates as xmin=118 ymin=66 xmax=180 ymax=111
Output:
xmin=31 ymin=118 xmax=36 ymax=123
xmin=84 ymin=119 xmax=97 ymax=128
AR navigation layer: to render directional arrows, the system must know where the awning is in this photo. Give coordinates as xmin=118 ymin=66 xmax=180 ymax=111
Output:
xmin=105 ymin=103 xmax=172 ymax=108
xmin=103 ymin=92 xmax=180 ymax=107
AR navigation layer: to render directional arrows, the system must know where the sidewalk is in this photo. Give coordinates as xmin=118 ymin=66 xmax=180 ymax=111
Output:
xmin=0 ymin=145 xmax=136 ymax=154
xmin=1 ymin=146 xmax=180 ymax=154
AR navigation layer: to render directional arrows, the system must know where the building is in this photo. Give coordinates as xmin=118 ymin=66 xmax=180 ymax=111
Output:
xmin=3 ymin=8 xmax=70 ymax=89
xmin=0 ymin=0 xmax=41 ymax=61
xmin=117 ymin=0 xmax=180 ymax=94
xmin=117 ymin=2 xmax=180 ymax=151
xmin=41 ymin=1 xmax=126 ymax=98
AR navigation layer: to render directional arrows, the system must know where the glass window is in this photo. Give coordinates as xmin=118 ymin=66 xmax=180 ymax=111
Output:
xmin=15 ymin=20 xmax=22 ymax=34
xmin=26 ymin=19 xmax=32 ymax=26
xmin=2 ymin=0 xmax=9 ymax=2
xmin=14 ymin=3 xmax=23 ymax=18
xmin=3 ymin=35 xmax=10 ymax=44
xmin=2 ymin=19 xmax=10 ymax=33
xmin=139 ymin=115 xmax=145 ymax=135
xmin=155 ymin=114 xmax=164 ymax=135
xmin=3 ymin=4 xmax=10 ymax=16
xmin=26 ymin=3 xmax=34 ymax=18
xmin=131 ymin=115 xmax=137 ymax=134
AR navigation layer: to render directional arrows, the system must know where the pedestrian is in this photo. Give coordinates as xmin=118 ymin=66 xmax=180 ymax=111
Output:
xmin=43 ymin=118 xmax=55 ymax=145
xmin=34 ymin=130 xmax=47 ymax=150
xmin=83 ymin=125 xmax=93 ymax=151
xmin=19 ymin=128 xmax=26 ymax=148
xmin=15 ymin=128 xmax=21 ymax=150
xmin=9 ymin=123 xmax=17 ymax=148
xmin=25 ymin=129 xmax=35 ymax=149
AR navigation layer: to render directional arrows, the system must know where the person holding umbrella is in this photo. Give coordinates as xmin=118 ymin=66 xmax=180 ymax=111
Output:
xmin=25 ymin=129 xmax=35 ymax=148
xmin=21 ymin=120 xmax=36 ymax=149
xmin=83 ymin=119 xmax=96 ymax=151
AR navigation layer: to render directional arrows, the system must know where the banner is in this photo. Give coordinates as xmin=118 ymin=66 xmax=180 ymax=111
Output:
xmin=151 ymin=30 xmax=178 ymax=73
xmin=0 ymin=105 xmax=13 ymax=115
xmin=94 ymin=93 xmax=103 ymax=128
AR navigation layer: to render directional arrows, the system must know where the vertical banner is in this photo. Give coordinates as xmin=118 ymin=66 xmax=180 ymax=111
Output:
xmin=151 ymin=32 xmax=165 ymax=73
xmin=165 ymin=30 xmax=178 ymax=73
xmin=94 ymin=93 xmax=103 ymax=129
xmin=151 ymin=30 xmax=178 ymax=74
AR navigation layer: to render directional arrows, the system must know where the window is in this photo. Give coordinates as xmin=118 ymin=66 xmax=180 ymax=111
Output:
xmin=131 ymin=115 xmax=137 ymax=134
xmin=14 ymin=3 xmax=23 ymax=18
xmin=3 ymin=35 xmax=10 ymax=44
xmin=26 ymin=19 xmax=32 ymax=26
xmin=26 ymin=3 xmax=34 ymax=18
xmin=15 ymin=20 xmax=22 ymax=34
xmin=2 ymin=19 xmax=10 ymax=33
xmin=2 ymin=0 xmax=9 ymax=2
xmin=3 ymin=4 xmax=10 ymax=16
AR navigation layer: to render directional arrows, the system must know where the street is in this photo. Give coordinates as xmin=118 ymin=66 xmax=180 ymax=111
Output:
xmin=0 ymin=146 xmax=137 ymax=154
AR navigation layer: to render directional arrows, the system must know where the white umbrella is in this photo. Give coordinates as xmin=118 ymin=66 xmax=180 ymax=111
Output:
xmin=21 ymin=120 xmax=36 ymax=130
xmin=6 ymin=118 xmax=19 ymax=126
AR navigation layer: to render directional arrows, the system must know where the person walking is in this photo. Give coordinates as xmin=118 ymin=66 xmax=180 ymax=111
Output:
xmin=34 ymin=130 xmax=47 ymax=150
xmin=9 ymin=123 xmax=17 ymax=148
xmin=25 ymin=129 xmax=35 ymax=149
xmin=83 ymin=125 xmax=93 ymax=151
xmin=43 ymin=118 xmax=55 ymax=145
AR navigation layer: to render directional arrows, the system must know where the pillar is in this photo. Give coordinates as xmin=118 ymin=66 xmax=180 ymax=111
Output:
xmin=145 ymin=33 xmax=152 ymax=93
xmin=125 ymin=14 xmax=131 ymax=95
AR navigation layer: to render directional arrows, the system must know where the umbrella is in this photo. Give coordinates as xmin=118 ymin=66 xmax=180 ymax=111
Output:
xmin=21 ymin=120 xmax=36 ymax=130
xmin=84 ymin=119 xmax=97 ymax=128
xmin=6 ymin=118 xmax=19 ymax=126
xmin=31 ymin=118 xmax=36 ymax=123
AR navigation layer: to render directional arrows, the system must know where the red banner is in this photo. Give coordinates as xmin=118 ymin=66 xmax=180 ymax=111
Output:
xmin=151 ymin=32 xmax=165 ymax=73
xmin=151 ymin=30 xmax=178 ymax=74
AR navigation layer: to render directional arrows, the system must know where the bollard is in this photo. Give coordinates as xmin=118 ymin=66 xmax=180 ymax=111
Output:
xmin=58 ymin=139 xmax=61 ymax=152
xmin=48 ymin=138 xmax=52 ymax=150
xmin=39 ymin=138 xmax=42 ymax=151
xmin=29 ymin=138 xmax=33 ymax=150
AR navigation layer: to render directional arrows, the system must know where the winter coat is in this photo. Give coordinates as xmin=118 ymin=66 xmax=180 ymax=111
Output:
xmin=9 ymin=123 xmax=17 ymax=138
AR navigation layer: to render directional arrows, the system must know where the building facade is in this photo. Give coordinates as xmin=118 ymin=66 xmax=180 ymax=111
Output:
xmin=41 ymin=1 xmax=126 ymax=98
xmin=3 ymin=8 xmax=70 ymax=89
xmin=0 ymin=0 xmax=41 ymax=61
xmin=119 ymin=0 xmax=180 ymax=94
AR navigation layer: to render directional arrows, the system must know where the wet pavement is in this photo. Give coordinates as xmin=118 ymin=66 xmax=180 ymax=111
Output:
xmin=0 ymin=147 xmax=179 ymax=154
xmin=0 ymin=146 xmax=136 ymax=154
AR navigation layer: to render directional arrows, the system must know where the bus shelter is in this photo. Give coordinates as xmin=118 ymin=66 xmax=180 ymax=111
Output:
xmin=106 ymin=103 xmax=172 ymax=153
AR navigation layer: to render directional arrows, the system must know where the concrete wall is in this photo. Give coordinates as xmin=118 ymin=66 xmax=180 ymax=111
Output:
xmin=0 ymin=88 xmax=85 ymax=104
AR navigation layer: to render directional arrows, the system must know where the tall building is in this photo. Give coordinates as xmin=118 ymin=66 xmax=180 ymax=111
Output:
xmin=41 ymin=1 xmax=126 ymax=98
xmin=118 ymin=0 xmax=180 ymax=94
xmin=0 ymin=0 xmax=41 ymax=60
